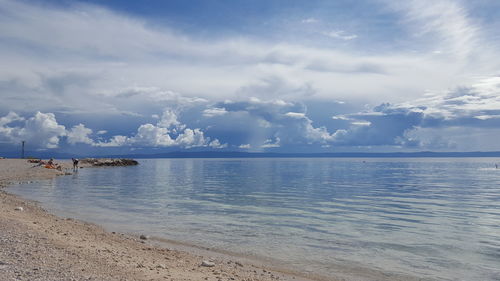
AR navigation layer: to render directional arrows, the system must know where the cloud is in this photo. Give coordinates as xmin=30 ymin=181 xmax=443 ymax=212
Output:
xmin=24 ymin=112 xmax=67 ymax=148
xmin=2 ymin=73 xmax=500 ymax=152
xmin=129 ymin=124 xmax=175 ymax=147
xmin=0 ymin=112 xmax=24 ymax=145
xmin=386 ymin=0 xmax=479 ymax=59
xmin=0 ymin=112 xmax=66 ymax=149
xmin=95 ymin=109 xmax=223 ymax=149
xmin=0 ymin=111 xmax=24 ymax=127
xmin=331 ymin=104 xmax=424 ymax=147
xmin=261 ymin=138 xmax=280 ymax=148
xmin=1 ymin=0 xmax=500 ymax=152
xmin=394 ymin=77 xmax=500 ymax=127
xmin=202 ymin=107 xmax=228 ymax=117
xmin=0 ymin=109 xmax=224 ymax=150
xmin=157 ymin=109 xmax=183 ymax=130
xmin=95 ymin=135 xmax=128 ymax=147
xmin=0 ymin=112 xmax=96 ymax=149
xmin=174 ymin=128 xmax=208 ymax=148
xmin=322 ymin=30 xmax=358 ymax=40
xmin=67 ymin=124 xmax=94 ymax=145
xmin=1 ymin=0 xmax=497 ymax=116
xmin=208 ymin=139 xmax=228 ymax=149
xmin=209 ymin=98 xmax=337 ymax=148
xmin=330 ymin=76 xmax=500 ymax=150
xmin=284 ymin=112 xmax=306 ymax=118
xmin=475 ymin=115 xmax=500 ymax=120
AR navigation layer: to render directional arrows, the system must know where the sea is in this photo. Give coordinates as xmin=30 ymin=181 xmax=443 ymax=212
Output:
xmin=10 ymin=158 xmax=500 ymax=281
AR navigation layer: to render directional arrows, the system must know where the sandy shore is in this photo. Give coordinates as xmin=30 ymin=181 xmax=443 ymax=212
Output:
xmin=0 ymin=159 xmax=333 ymax=281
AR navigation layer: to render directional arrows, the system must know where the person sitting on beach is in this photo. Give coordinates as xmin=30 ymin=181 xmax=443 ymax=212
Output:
xmin=45 ymin=158 xmax=56 ymax=169
xmin=72 ymin=158 xmax=79 ymax=170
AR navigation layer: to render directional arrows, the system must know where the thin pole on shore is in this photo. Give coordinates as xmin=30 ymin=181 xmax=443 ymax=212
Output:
xmin=21 ymin=140 xmax=25 ymax=159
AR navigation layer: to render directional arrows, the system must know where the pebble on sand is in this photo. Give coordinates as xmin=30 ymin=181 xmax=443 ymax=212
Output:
xmin=139 ymin=234 xmax=149 ymax=240
xmin=201 ymin=261 xmax=215 ymax=267
xmin=156 ymin=264 xmax=167 ymax=269
xmin=14 ymin=206 xmax=24 ymax=211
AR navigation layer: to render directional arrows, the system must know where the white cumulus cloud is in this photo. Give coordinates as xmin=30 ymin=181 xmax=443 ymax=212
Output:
xmin=0 ymin=112 xmax=66 ymax=149
xmin=67 ymin=124 xmax=94 ymax=145
xmin=95 ymin=108 xmax=223 ymax=149
xmin=261 ymin=137 xmax=280 ymax=148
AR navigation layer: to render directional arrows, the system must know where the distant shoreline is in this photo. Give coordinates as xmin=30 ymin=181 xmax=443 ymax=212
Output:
xmin=3 ymin=151 xmax=500 ymax=159
xmin=114 ymin=151 xmax=500 ymax=159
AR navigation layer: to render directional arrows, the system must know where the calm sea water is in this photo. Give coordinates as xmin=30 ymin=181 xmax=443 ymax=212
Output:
xmin=11 ymin=158 xmax=500 ymax=280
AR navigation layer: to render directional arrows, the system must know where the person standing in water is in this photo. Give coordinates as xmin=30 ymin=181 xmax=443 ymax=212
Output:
xmin=72 ymin=158 xmax=79 ymax=171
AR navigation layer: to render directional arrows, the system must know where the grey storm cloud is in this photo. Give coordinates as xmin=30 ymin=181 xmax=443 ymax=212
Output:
xmin=332 ymin=104 xmax=424 ymax=147
xmin=332 ymin=77 xmax=500 ymax=149
xmin=3 ymin=74 xmax=500 ymax=152
xmin=205 ymin=98 xmax=338 ymax=149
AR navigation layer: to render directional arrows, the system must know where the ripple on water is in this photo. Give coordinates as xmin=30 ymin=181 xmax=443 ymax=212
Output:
xmin=10 ymin=158 xmax=500 ymax=281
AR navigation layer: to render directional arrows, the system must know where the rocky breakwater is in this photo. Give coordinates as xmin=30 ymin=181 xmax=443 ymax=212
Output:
xmin=80 ymin=158 xmax=139 ymax=167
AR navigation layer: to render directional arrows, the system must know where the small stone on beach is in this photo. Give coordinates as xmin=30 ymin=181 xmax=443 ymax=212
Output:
xmin=14 ymin=206 xmax=23 ymax=211
xmin=139 ymin=234 xmax=148 ymax=240
xmin=201 ymin=261 xmax=215 ymax=267
xmin=0 ymin=261 xmax=8 ymax=269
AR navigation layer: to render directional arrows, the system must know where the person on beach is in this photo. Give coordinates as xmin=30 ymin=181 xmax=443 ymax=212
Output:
xmin=44 ymin=158 xmax=61 ymax=170
xmin=72 ymin=158 xmax=79 ymax=171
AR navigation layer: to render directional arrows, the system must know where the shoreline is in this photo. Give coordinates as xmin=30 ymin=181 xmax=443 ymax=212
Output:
xmin=0 ymin=158 xmax=422 ymax=281
xmin=0 ymin=159 xmax=328 ymax=281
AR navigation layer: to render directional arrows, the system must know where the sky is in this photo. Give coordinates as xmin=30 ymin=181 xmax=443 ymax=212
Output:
xmin=1 ymin=0 xmax=500 ymax=155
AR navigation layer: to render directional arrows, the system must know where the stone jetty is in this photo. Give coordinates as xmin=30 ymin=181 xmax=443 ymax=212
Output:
xmin=79 ymin=158 xmax=139 ymax=167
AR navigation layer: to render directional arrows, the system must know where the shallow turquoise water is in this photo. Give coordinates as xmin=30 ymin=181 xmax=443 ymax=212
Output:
xmin=11 ymin=158 xmax=500 ymax=280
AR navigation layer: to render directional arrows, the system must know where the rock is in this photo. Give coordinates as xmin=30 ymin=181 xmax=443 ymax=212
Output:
xmin=201 ymin=261 xmax=215 ymax=267
xmin=156 ymin=264 xmax=167 ymax=269
xmin=80 ymin=158 xmax=138 ymax=167
xmin=14 ymin=206 xmax=23 ymax=211
xmin=0 ymin=261 xmax=8 ymax=269
xmin=139 ymin=234 xmax=148 ymax=240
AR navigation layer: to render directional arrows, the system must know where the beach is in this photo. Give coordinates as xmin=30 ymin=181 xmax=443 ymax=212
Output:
xmin=4 ymin=158 xmax=496 ymax=281
xmin=0 ymin=159 xmax=326 ymax=281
